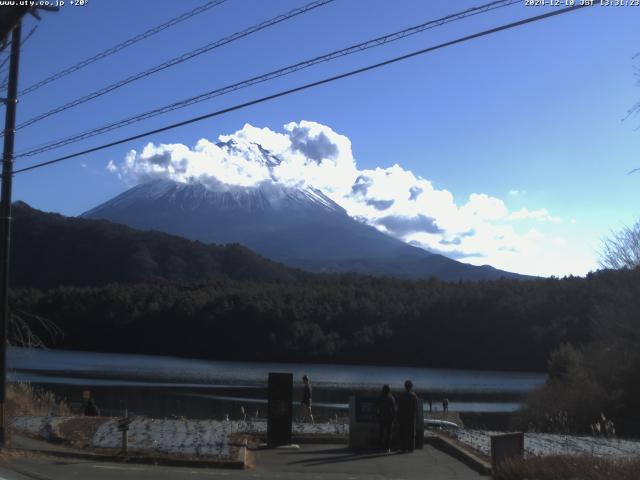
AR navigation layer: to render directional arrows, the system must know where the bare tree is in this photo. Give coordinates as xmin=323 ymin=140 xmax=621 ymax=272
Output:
xmin=8 ymin=310 xmax=62 ymax=349
xmin=599 ymin=219 xmax=640 ymax=269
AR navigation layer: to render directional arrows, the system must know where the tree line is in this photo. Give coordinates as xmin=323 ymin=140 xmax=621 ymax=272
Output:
xmin=11 ymin=268 xmax=638 ymax=375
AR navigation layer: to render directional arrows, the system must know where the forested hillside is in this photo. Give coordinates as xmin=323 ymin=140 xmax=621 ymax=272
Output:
xmin=11 ymin=268 xmax=639 ymax=372
xmin=11 ymin=202 xmax=303 ymax=288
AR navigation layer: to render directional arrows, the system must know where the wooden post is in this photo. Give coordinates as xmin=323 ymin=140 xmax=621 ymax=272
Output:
xmin=121 ymin=428 xmax=128 ymax=453
xmin=117 ymin=416 xmax=131 ymax=454
xmin=0 ymin=20 xmax=21 ymax=448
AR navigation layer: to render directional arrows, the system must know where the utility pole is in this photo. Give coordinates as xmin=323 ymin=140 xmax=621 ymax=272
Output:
xmin=0 ymin=19 xmax=21 ymax=447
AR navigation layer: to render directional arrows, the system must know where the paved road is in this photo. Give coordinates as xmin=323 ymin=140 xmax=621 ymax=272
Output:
xmin=0 ymin=444 xmax=484 ymax=479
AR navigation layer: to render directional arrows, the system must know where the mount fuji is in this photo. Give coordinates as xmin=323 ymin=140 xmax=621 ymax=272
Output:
xmin=83 ymin=178 xmax=528 ymax=281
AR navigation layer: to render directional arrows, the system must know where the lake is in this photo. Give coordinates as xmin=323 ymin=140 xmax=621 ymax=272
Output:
xmin=7 ymin=347 xmax=546 ymax=418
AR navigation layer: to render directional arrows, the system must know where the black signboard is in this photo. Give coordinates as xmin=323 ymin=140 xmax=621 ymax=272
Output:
xmin=267 ymin=372 xmax=293 ymax=447
xmin=491 ymin=432 xmax=524 ymax=471
xmin=117 ymin=417 xmax=132 ymax=432
xmin=355 ymin=397 xmax=378 ymax=423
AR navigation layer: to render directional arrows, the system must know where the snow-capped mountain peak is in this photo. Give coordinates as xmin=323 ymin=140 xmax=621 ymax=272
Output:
xmin=85 ymin=179 xmax=346 ymax=217
xmin=216 ymin=139 xmax=281 ymax=169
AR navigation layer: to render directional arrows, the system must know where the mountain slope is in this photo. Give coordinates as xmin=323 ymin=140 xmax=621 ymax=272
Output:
xmin=83 ymin=180 xmax=423 ymax=261
xmin=82 ymin=179 xmax=529 ymax=281
xmin=10 ymin=202 xmax=302 ymax=289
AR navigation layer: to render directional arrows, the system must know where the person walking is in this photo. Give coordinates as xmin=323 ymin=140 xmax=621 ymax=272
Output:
xmin=376 ymin=384 xmax=396 ymax=453
xmin=443 ymin=398 xmax=449 ymax=413
xmin=301 ymin=375 xmax=315 ymax=424
xmin=397 ymin=380 xmax=418 ymax=453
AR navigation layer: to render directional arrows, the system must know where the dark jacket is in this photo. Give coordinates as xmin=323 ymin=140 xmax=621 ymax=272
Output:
xmin=84 ymin=398 xmax=100 ymax=417
xmin=377 ymin=394 xmax=396 ymax=423
xmin=397 ymin=390 xmax=418 ymax=425
xmin=302 ymin=384 xmax=312 ymax=405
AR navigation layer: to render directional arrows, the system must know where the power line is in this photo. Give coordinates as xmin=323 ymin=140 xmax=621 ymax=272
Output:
xmin=0 ymin=26 xmax=22 ymax=54
xmin=11 ymin=3 xmax=594 ymax=177
xmin=15 ymin=0 xmax=520 ymax=158
xmin=0 ymin=25 xmax=37 ymax=69
xmin=18 ymin=0 xmax=230 ymax=96
xmin=0 ymin=25 xmax=38 ymax=88
xmin=12 ymin=0 xmax=336 ymax=132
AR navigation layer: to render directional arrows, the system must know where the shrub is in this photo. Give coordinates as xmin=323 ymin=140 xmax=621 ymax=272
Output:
xmin=495 ymin=455 xmax=640 ymax=480
xmin=512 ymin=344 xmax=611 ymax=434
xmin=6 ymin=382 xmax=70 ymax=417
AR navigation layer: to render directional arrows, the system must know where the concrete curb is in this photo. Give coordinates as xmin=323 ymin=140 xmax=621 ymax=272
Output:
xmin=425 ymin=433 xmax=492 ymax=476
xmin=254 ymin=434 xmax=347 ymax=445
xmin=4 ymin=442 xmax=247 ymax=470
xmin=292 ymin=434 xmax=347 ymax=444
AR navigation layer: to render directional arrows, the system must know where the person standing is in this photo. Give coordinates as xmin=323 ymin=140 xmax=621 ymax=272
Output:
xmin=376 ymin=384 xmax=396 ymax=453
xmin=301 ymin=375 xmax=314 ymax=424
xmin=397 ymin=380 xmax=418 ymax=452
xmin=84 ymin=397 xmax=100 ymax=416
xmin=443 ymin=398 xmax=449 ymax=413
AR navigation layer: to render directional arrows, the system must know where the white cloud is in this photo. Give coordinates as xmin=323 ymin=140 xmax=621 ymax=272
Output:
xmin=107 ymin=121 xmax=591 ymax=277
xmin=460 ymin=193 xmax=509 ymax=221
xmin=508 ymin=207 xmax=561 ymax=223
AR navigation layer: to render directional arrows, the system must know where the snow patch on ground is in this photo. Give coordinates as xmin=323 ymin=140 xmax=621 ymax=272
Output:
xmin=11 ymin=416 xmax=347 ymax=459
xmin=90 ymin=418 xmax=348 ymax=457
xmin=451 ymin=429 xmax=640 ymax=458
xmin=10 ymin=416 xmax=72 ymax=441
xmin=11 ymin=416 xmax=49 ymax=437
xmin=236 ymin=419 xmax=348 ymax=436
xmin=16 ymin=416 xmax=640 ymax=460
xmin=92 ymin=418 xmax=236 ymax=458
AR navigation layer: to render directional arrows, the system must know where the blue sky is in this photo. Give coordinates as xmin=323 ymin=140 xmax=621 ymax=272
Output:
xmin=6 ymin=0 xmax=640 ymax=276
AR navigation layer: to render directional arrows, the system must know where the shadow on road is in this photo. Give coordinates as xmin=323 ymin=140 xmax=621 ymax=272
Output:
xmin=267 ymin=447 xmax=404 ymax=467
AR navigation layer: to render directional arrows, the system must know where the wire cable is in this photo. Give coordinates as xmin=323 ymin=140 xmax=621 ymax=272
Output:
xmin=0 ymin=25 xmax=38 ymax=90
xmin=12 ymin=0 xmax=335 ymax=132
xmin=0 ymin=25 xmax=38 ymax=72
xmin=10 ymin=3 xmax=595 ymax=177
xmin=18 ymin=0 xmax=230 ymax=96
xmin=15 ymin=0 xmax=520 ymax=158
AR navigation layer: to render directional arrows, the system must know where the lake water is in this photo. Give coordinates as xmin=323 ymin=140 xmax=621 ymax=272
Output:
xmin=7 ymin=348 xmax=546 ymax=417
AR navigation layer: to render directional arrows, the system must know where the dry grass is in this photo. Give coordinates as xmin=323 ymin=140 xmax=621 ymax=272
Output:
xmin=0 ymin=448 xmax=38 ymax=462
xmin=244 ymin=449 xmax=255 ymax=470
xmin=56 ymin=417 xmax=108 ymax=448
xmin=495 ymin=455 xmax=640 ymax=480
xmin=6 ymin=382 xmax=70 ymax=417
